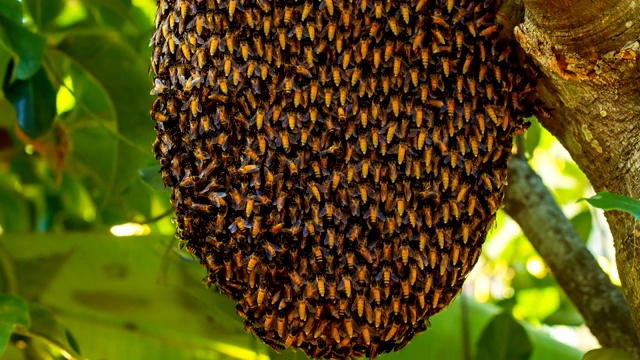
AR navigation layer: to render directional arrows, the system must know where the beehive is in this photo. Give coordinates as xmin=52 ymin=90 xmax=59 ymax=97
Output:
xmin=150 ymin=0 xmax=534 ymax=358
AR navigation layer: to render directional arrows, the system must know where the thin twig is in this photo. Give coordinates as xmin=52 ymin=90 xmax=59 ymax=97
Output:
xmin=134 ymin=208 xmax=174 ymax=225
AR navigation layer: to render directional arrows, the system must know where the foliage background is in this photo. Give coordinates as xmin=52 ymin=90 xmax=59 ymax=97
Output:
xmin=0 ymin=0 xmax=622 ymax=359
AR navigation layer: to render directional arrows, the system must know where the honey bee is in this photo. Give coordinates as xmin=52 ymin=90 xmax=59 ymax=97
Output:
xmin=374 ymin=0 xmax=384 ymax=18
xmin=352 ymin=290 xmax=372 ymax=319
xmin=357 ymin=0 xmax=368 ymax=12
xmin=372 ymin=306 xmax=385 ymax=329
xmin=290 ymin=271 xmax=307 ymax=291
xmin=390 ymin=142 xmax=407 ymax=164
xmin=484 ymin=105 xmax=498 ymax=124
xmin=221 ymin=256 xmax=233 ymax=281
xmin=384 ymin=320 xmax=400 ymax=342
xmin=376 ymin=265 xmax=398 ymax=287
xmin=387 ymin=16 xmax=400 ymax=35
xmin=237 ymin=164 xmax=259 ymax=176
xmin=312 ymin=275 xmax=326 ymax=298
xmin=319 ymin=0 xmax=334 ymax=15
xmin=262 ymin=241 xmax=282 ymax=260
xmin=392 ymin=56 xmax=402 ymax=76
xmin=486 ymin=82 xmax=494 ymax=100
xmin=382 ymin=40 xmax=395 ymax=62
xmin=481 ymin=173 xmax=494 ymax=191
xmin=300 ymin=1 xmax=313 ymax=20
xmin=276 ymin=313 xmax=286 ymax=337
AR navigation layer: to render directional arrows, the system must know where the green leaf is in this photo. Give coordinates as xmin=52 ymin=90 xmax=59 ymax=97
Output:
xmin=0 ymin=233 xmax=253 ymax=359
xmin=80 ymin=0 xmax=133 ymax=25
xmin=8 ymin=156 xmax=40 ymax=186
xmin=27 ymin=303 xmax=82 ymax=357
xmin=58 ymin=173 xmax=97 ymax=224
xmin=54 ymin=0 xmax=90 ymax=28
xmin=0 ymin=187 xmax=31 ymax=232
xmin=524 ymin=116 xmax=541 ymax=158
xmin=55 ymin=33 xmax=155 ymax=207
xmin=475 ymin=312 xmax=533 ymax=360
xmin=67 ymin=125 xmax=117 ymax=202
xmin=3 ymin=67 xmax=56 ymax=139
xmin=581 ymin=192 xmax=640 ymax=221
xmin=58 ymin=60 xmax=115 ymax=124
xmin=12 ymin=249 xmax=74 ymax=301
xmin=0 ymin=13 xmax=46 ymax=80
xmin=514 ymin=287 xmax=561 ymax=321
xmin=0 ymin=98 xmax=17 ymax=127
xmin=570 ymin=211 xmax=592 ymax=243
xmin=0 ymin=44 xmax=17 ymax=129
xmin=139 ymin=165 xmax=170 ymax=193
xmin=23 ymin=0 xmax=65 ymax=31
xmin=543 ymin=307 xmax=584 ymax=327
xmin=582 ymin=348 xmax=634 ymax=360
xmin=57 ymin=174 xmax=97 ymax=227
xmin=0 ymin=294 xmax=30 ymax=355
xmin=121 ymin=177 xmax=154 ymax=220
xmin=0 ymin=0 xmax=22 ymax=24
xmin=0 ymin=33 xmax=13 ymax=83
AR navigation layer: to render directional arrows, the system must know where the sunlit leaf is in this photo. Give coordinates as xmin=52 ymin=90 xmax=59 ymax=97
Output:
xmin=514 ymin=287 xmax=560 ymax=321
xmin=0 ymin=295 xmax=30 ymax=355
xmin=0 ymin=13 xmax=46 ymax=80
xmin=131 ymin=0 xmax=157 ymax=26
xmin=3 ymin=67 xmax=56 ymax=139
xmin=55 ymin=60 xmax=114 ymax=124
xmin=582 ymin=348 xmax=634 ymax=360
xmin=54 ymin=0 xmax=90 ymax=28
xmin=0 ymin=233 xmax=252 ymax=359
xmin=475 ymin=312 xmax=532 ymax=360
xmin=582 ymin=192 xmax=640 ymax=221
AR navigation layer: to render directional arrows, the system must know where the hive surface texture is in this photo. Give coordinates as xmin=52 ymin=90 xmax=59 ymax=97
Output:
xmin=150 ymin=0 xmax=533 ymax=358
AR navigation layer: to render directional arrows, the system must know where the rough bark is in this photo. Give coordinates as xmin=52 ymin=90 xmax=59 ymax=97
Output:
xmin=497 ymin=0 xmax=640 ymax=356
xmin=504 ymin=156 xmax=640 ymax=357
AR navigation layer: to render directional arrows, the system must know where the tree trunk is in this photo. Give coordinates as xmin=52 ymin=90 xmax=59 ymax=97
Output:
xmin=500 ymin=0 xmax=640 ymax=356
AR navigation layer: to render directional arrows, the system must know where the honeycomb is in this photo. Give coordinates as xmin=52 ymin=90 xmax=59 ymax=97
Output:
xmin=150 ymin=0 xmax=533 ymax=358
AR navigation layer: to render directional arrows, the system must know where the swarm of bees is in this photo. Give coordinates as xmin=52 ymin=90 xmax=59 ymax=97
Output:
xmin=150 ymin=0 xmax=534 ymax=358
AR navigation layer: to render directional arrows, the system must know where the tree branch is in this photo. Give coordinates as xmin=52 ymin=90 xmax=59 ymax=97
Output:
xmin=521 ymin=0 xmax=637 ymax=58
xmin=497 ymin=0 xmax=640 ymax=351
xmin=503 ymin=156 xmax=640 ymax=357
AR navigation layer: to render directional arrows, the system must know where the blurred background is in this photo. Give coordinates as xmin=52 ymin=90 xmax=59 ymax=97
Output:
xmin=0 ymin=0 xmax=618 ymax=359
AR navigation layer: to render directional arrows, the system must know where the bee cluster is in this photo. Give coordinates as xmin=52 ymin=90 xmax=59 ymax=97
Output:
xmin=150 ymin=0 xmax=533 ymax=358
